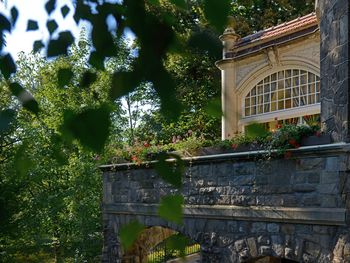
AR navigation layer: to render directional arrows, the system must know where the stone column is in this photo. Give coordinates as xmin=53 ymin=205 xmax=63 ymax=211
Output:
xmin=320 ymin=0 xmax=349 ymax=142
xmin=102 ymin=220 xmax=122 ymax=263
xmin=217 ymin=28 xmax=240 ymax=140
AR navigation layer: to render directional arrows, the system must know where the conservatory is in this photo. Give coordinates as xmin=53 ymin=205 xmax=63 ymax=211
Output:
xmin=216 ymin=13 xmax=320 ymax=139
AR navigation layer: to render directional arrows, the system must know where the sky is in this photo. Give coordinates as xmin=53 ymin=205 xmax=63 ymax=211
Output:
xmin=0 ymin=0 xmax=86 ymax=60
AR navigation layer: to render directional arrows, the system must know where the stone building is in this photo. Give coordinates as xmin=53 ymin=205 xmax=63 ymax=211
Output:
xmin=217 ymin=13 xmax=320 ymax=139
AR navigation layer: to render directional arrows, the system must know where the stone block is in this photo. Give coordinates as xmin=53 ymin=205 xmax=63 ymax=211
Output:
xmin=267 ymin=223 xmax=280 ymax=233
xmin=317 ymin=183 xmax=338 ymax=194
xmin=297 ymin=158 xmax=325 ymax=171
xmin=251 ymin=223 xmax=266 ymax=233
xmin=293 ymin=184 xmax=316 ymax=193
xmin=246 ymin=237 xmax=258 ymax=257
xmin=325 ymin=157 xmax=339 ymax=171
xmin=321 ymin=194 xmax=337 ymax=207
xmin=301 ymin=193 xmax=321 ymax=206
xmin=321 ymin=171 xmax=340 ymax=184
xmin=259 ymin=245 xmax=272 ymax=256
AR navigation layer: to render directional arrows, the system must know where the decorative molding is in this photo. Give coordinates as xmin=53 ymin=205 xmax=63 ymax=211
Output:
xmin=104 ymin=203 xmax=346 ymax=226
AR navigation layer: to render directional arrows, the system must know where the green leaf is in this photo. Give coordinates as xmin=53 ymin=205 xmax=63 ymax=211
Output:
xmin=119 ymin=220 xmax=145 ymax=250
xmin=110 ymin=71 xmax=141 ymax=100
xmin=10 ymin=7 xmax=18 ymax=26
xmin=0 ymin=54 xmax=16 ymax=79
xmin=188 ymin=30 xmax=222 ymax=59
xmin=57 ymin=68 xmax=73 ymax=87
xmin=169 ymin=0 xmax=187 ymax=9
xmin=205 ymin=97 xmax=222 ymax=118
xmin=155 ymin=153 xmax=183 ymax=189
xmin=80 ymin=71 xmax=97 ymax=88
xmin=203 ymin=0 xmax=230 ymax=32
xmin=158 ymin=194 xmax=183 ymax=224
xmin=88 ymin=51 xmax=105 ymax=70
xmin=61 ymin=105 xmax=111 ymax=152
xmin=33 ymin=40 xmax=45 ymax=53
xmin=27 ymin=20 xmax=39 ymax=31
xmin=0 ymin=109 xmax=16 ymax=134
xmin=9 ymin=82 xmax=40 ymax=114
xmin=166 ymin=234 xmax=189 ymax=258
xmin=45 ymin=0 xmax=56 ymax=15
xmin=47 ymin=31 xmax=74 ymax=57
xmin=245 ymin=123 xmax=269 ymax=138
xmin=61 ymin=5 xmax=70 ymax=18
xmin=14 ymin=144 xmax=34 ymax=178
xmin=47 ymin=19 xmax=58 ymax=34
xmin=0 ymin=14 xmax=11 ymax=31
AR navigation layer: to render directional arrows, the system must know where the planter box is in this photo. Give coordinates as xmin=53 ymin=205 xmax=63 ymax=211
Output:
xmin=300 ymin=134 xmax=332 ymax=146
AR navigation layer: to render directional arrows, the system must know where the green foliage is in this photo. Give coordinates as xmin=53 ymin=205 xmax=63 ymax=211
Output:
xmin=119 ymin=221 xmax=145 ymax=250
xmin=0 ymin=0 xmax=319 ymax=260
xmin=158 ymin=194 xmax=184 ymax=225
xmin=155 ymin=153 xmax=184 ymax=189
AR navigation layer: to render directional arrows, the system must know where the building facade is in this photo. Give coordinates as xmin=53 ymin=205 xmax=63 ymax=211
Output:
xmin=217 ymin=13 xmax=320 ymax=140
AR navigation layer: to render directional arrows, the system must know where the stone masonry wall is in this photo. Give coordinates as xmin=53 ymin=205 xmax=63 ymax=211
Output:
xmin=320 ymin=0 xmax=349 ymax=142
xmin=102 ymin=144 xmax=350 ymax=262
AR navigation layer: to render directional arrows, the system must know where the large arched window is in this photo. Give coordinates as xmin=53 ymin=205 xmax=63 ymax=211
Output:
xmin=244 ymin=69 xmax=320 ymax=117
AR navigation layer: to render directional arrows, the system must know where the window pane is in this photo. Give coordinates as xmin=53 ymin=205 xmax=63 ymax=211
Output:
xmin=278 ymin=90 xmax=284 ymax=100
xmin=285 ymin=89 xmax=291 ymax=99
xmin=244 ymin=70 xmax=320 ymax=117
xmin=293 ymin=98 xmax=299 ymax=107
xmin=293 ymin=87 xmax=299 ymax=97
xmin=285 ymin=78 xmax=291 ymax=88
xmin=271 ymin=82 xmax=277 ymax=91
xmin=309 ymin=94 xmax=315 ymax=104
xmin=251 ymin=87 xmax=256 ymax=96
xmin=245 ymin=107 xmax=250 ymax=116
xmin=286 ymin=70 xmax=291 ymax=78
xmin=308 ymin=83 xmax=315 ymax=93
xmin=251 ymin=106 xmax=256 ymax=115
xmin=271 ymin=91 xmax=277 ymax=101
xmin=264 ymin=103 xmax=270 ymax=113
xmin=271 ymin=101 xmax=277 ymax=111
xmin=285 ymin=99 xmax=291 ymax=109
xmin=278 ymin=79 xmax=284 ymax=90
xmin=271 ymin=73 xmax=277 ymax=81
xmin=278 ymin=71 xmax=284 ymax=79
xmin=300 ymin=96 xmax=307 ymax=106
xmin=264 ymin=84 xmax=270 ymax=93
xmin=278 ymin=100 xmax=284 ymax=110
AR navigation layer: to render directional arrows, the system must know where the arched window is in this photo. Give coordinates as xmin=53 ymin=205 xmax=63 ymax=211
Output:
xmin=244 ymin=69 xmax=320 ymax=117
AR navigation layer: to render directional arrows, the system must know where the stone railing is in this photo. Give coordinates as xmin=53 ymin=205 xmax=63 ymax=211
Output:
xmin=101 ymin=143 xmax=350 ymax=262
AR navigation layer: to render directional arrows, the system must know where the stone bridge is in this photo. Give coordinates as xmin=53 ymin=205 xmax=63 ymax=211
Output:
xmin=101 ymin=143 xmax=350 ymax=262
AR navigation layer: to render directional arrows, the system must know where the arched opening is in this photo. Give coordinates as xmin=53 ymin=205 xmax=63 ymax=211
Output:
xmin=121 ymin=226 xmax=199 ymax=263
xmin=249 ymin=256 xmax=299 ymax=263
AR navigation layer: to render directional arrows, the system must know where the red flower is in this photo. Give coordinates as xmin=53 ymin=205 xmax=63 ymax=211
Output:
xmin=288 ymin=139 xmax=297 ymax=146
xmin=315 ymin=131 xmax=321 ymax=137
xmin=131 ymin=155 xmax=138 ymax=161
xmin=143 ymin=142 xmax=150 ymax=147
xmin=231 ymin=144 xmax=238 ymax=150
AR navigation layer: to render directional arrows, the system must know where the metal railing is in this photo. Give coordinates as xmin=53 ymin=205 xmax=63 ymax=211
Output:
xmin=147 ymin=236 xmax=200 ymax=263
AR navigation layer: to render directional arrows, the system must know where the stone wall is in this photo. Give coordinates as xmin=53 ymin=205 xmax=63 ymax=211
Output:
xmin=101 ymin=144 xmax=350 ymax=262
xmin=320 ymin=0 xmax=349 ymax=142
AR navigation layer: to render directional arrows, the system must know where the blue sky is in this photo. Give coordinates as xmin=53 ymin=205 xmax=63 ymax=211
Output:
xmin=0 ymin=0 xmax=84 ymax=60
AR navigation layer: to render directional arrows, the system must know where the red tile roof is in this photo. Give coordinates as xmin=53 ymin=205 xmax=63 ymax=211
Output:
xmin=236 ymin=13 xmax=318 ymax=48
